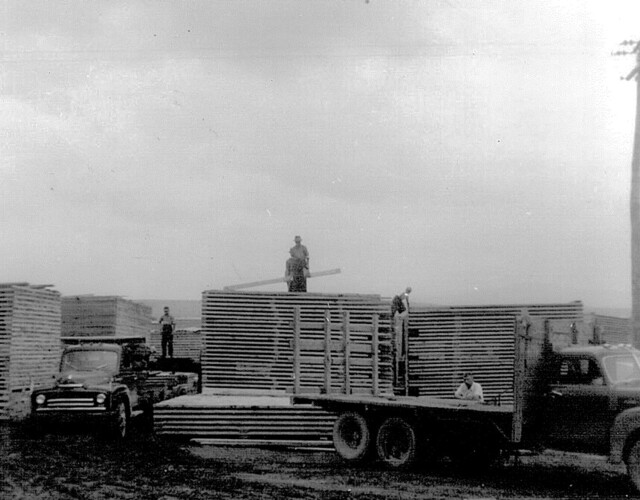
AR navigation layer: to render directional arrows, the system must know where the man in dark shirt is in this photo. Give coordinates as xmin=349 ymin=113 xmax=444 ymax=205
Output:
xmin=391 ymin=287 xmax=412 ymax=355
xmin=285 ymin=249 xmax=307 ymax=292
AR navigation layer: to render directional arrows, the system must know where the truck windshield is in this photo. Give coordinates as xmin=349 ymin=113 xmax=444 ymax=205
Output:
xmin=602 ymin=354 xmax=640 ymax=385
xmin=61 ymin=350 xmax=119 ymax=372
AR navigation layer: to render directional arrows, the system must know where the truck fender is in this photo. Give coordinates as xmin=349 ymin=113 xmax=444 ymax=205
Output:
xmin=610 ymin=407 xmax=640 ymax=463
xmin=111 ymin=387 xmax=131 ymax=410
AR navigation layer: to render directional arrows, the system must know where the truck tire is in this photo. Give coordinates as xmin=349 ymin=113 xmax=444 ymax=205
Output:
xmin=111 ymin=400 xmax=129 ymax=439
xmin=333 ymin=411 xmax=371 ymax=462
xmin=376 ymin=417 xmax=417 ymax=469
xmin=627 ymin=438 xmax=640 ymax=492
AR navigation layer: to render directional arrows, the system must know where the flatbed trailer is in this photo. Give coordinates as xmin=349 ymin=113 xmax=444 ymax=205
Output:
xmin=293 ymin=394 xmax=515 ymax=466
xmin=290 ymin=307 xmax=526 ymax=467
xmin=290 ymin=307 xmax=640 ymax=492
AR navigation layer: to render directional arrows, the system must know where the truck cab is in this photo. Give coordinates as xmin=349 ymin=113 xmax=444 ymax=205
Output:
xmin=31 ymin=342 xmax=198 ymax=439
xmin=541 ymin=345 xmax=640 ymax=456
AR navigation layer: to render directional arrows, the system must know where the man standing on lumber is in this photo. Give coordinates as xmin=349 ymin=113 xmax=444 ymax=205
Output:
xmin=158 ymin=306 xmax=176 ymax=358
xmin=285 ymin=249 xmax=307 ymax=292
xmin=290 ymin=235 xmax=309 ymax=271
xmin=285 ymin=235 xmax=309 ymax=292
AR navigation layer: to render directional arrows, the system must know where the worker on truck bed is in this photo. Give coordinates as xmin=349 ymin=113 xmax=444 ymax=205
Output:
xmin=455 ymin=372 xmax=484 ymax=402
xmin=158 ymin=306 xmax=176 ymax=358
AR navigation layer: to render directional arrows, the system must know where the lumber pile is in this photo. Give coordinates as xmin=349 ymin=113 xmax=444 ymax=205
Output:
xmin=407 ymin=301 xmax=584 ymax=404
xmin=201 ymin=291 xmax=390 ymax=393
xmin=62 ymin=295 xmax=153 ymax=339
xmin=587 ymin=314 xmax=631 ymax=345
xmin=149 ymin=328 xmax=202 ymax=362
xmin=0 ymin=283 xmax=61 ymax=419
xmin=154 ymin=394 xmax=334 ymax=445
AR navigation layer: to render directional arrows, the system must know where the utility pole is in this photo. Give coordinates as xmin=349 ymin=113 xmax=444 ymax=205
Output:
xmin=616 ymin=40 xmax=640 ymax=345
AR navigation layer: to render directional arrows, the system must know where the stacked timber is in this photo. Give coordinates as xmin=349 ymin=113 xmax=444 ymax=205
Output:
xmin=0 ymin=283 xmax=61 ymax=419
xmin=149 ymin=328 xmax=202 ymax=362
xmin=408 ymin=301 xmax=584 ymax=404
xmin=201 ymin=290 xmax=390 ymax=394
xmin=62 ymin=296 xmax=153 ymax=339
xmin=154 ymin=394 xmax=334 ymax=445
xmin=588 ymin=314 xmax=632 ymax=345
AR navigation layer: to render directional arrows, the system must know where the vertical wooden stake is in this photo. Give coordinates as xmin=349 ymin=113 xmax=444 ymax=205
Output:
xmin=343 ymin=311 xmax=351 ymax=395
xmin=372 ymin=314 xmax=379 ymax=397
xmin=512 ymin=316 xmax=524 ymax=443
xmin=293 ymin=306 xmax=301 ymax=395
xmin=324 ymin=310 xmax=332 ymax=394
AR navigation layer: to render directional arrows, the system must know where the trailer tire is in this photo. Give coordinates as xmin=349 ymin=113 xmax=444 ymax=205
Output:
xmin=627 ymin=438 xmax=640 ymax=492
xmin=333 ymin=412 xmax=371 ymax=462
xmin=376 ymin=417 xmax=417 ymax=469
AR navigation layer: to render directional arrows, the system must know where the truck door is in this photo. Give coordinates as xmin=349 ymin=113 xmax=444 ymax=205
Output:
xmin=545 ymin=356 xmax=613 ymax=454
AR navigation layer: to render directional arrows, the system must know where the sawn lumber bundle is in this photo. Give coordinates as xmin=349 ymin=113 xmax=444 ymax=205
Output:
xmin=0 ymin=283 xmax=61 ymax=419
xmin=62 ymin=295 xmax=153 ymax=339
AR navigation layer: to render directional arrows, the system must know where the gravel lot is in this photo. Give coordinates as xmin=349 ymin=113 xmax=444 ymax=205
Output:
xmin=1 ymin=421 xmax=638 ymax=500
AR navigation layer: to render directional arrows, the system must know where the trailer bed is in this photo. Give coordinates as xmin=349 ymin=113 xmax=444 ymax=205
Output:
xmin=294 ymin=393 xmax=513 ymax=415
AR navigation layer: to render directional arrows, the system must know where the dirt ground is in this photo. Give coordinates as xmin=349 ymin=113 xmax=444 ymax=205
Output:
xmin=1 ymin=421 xmax=639 ymax=500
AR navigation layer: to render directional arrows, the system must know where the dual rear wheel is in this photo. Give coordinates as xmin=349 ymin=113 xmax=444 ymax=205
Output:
xmin=333 ymin=412 xmax=418 ymax=468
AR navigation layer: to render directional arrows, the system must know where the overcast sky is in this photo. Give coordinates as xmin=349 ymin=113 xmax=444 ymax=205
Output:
xmin=1 ymin=1 xmax=639 ymax=308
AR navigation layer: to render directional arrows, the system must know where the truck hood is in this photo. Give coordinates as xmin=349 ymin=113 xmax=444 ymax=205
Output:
xmin=56 ymin=370 xmax=113 ymax=388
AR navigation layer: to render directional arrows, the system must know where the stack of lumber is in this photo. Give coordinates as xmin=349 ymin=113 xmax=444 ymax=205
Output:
xmin=149 ymin=328 xmax=202 ymax=362
xmin=154 ymin=394 xmax=334 ymax=445
xmin=408 ymin=301 xmax=584 ymax=404
xmin=62 ymin=296 xmax=153 ymax=339
xmin=0 ymin=283 xmax=61 ymax=419
xmin=201 ymin=291 xmax=389 ymax=393
xmin=588 ymin=314 xmax=631 ymax=345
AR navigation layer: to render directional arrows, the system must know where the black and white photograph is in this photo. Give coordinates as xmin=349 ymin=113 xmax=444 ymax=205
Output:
xmin=2 ymin=1 xmax=640 ymax=498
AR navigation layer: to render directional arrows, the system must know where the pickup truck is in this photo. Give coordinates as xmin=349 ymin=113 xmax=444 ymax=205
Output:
xmin=31 ymin=342 xmax=198 ymax=439
xmin=291 ymin=311 xmax=640 ymax=492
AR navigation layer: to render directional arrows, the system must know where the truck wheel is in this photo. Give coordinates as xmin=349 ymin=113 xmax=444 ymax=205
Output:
xmin=333 ymin=412 xmax=371 ymax=462
xmin=111 ymin=401 xmax=129 ymax=439
xmin=627 ymin=439 xmax=640 ymax=492
xmin=376 ymin=417 xmax=417 ymax=469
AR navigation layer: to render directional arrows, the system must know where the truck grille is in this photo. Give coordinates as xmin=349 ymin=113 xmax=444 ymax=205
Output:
xmin=38 ymin=397 xmax=105 ymax=411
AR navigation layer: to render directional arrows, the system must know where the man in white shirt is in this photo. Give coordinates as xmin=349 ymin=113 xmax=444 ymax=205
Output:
xmin=159 ymin=306 xmax=176 ymax=358
xmin=455 ymin=372 xmax=484 ymax=402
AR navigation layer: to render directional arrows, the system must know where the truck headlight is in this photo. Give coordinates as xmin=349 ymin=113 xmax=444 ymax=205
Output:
xmin=35 ymin=394 xmax=46 ymax=405
xmin=96 ymin=393 xmax=106 ymax=405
